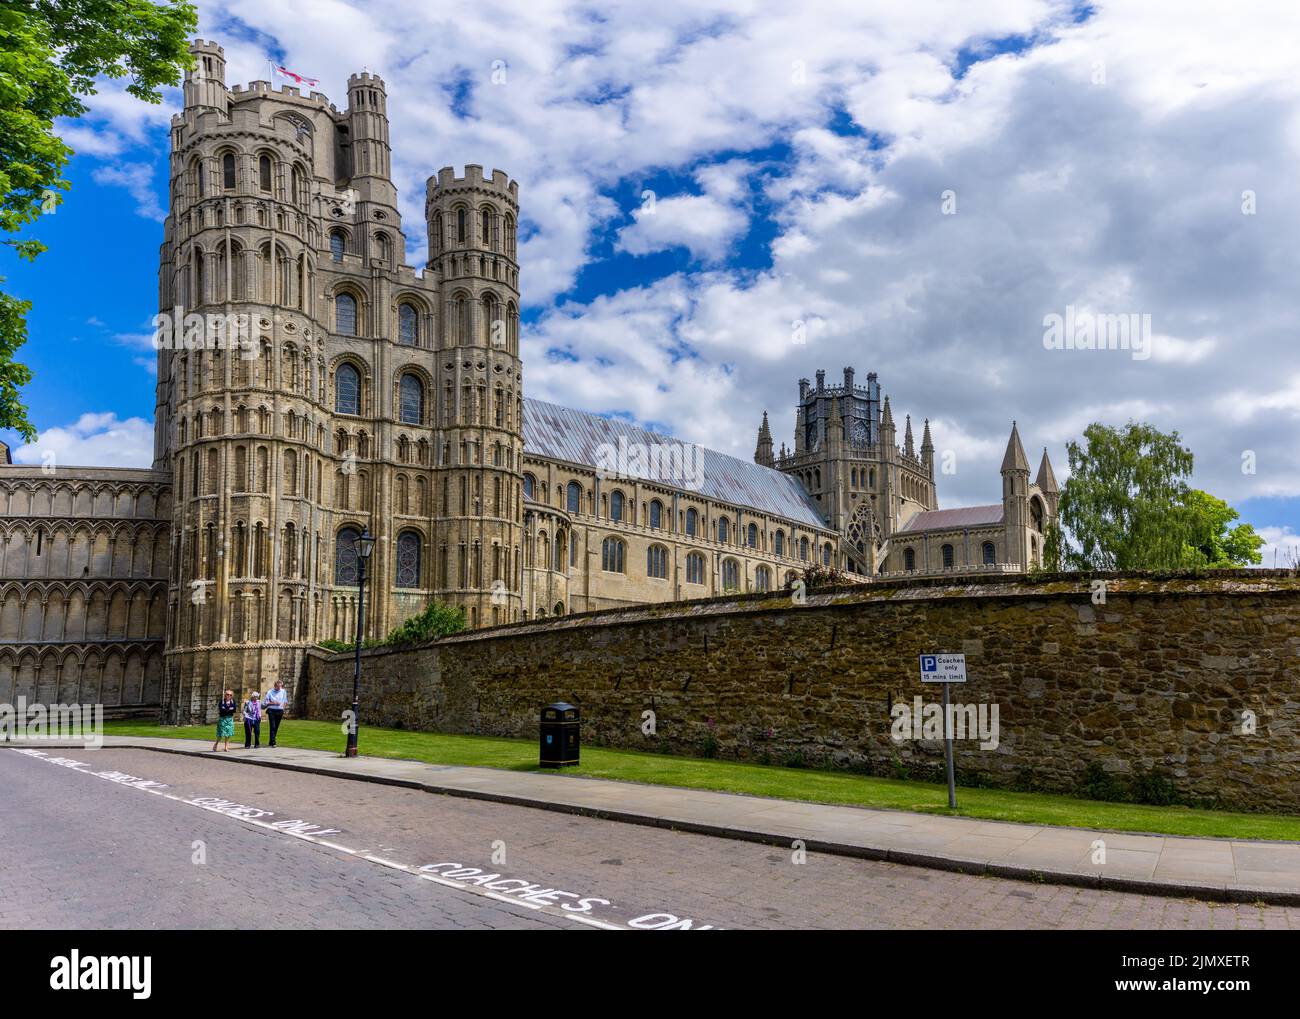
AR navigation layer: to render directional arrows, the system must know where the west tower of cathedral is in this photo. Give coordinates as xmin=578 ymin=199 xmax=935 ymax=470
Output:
xmin=0 ymin=41 xmax=1056 ymax=722
xmin=157 ymin=41 xmax=523 ymax=715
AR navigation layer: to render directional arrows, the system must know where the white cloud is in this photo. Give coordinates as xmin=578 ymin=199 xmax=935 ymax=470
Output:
xmin=57 ymin=0 xmax=1300 ymax=511
xmin=616 ymin=159 xmax=755 ymax=261
xmin=91 ymin=162 xmax=165 ymax=221
xmin=13 ymin=414 xmax=154 ymax=469
xmin=1256 ymin=526 xmax=1300 ymax=570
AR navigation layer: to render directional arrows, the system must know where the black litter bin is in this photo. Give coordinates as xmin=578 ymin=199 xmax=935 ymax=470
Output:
xmin=539 ymin=702 xmax=580 ymax=767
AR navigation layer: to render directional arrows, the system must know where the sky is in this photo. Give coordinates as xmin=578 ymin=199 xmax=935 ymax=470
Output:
xmin=3 ymin=0 xmax=1298 ymax=564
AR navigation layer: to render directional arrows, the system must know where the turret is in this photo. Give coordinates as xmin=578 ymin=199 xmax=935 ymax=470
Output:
xmin=904 ymin=414 xmax=915 ymax=459
xmin=1035 ymin=446 xmax=1059 ymax=516
xmin=424 ymin=164 xmax=523 ymax=626
xmin=754 ymin=411 xmax=774 ymax=467
xmin=184 ymin=40 xmax=228 ymax=111
xmin=1001 ymin=422 xmax=1031 ymax=567
xmin=921 ymin=418 xmax=934 ymax=474
xmin=827 ymin=396 xmax=844 ymax=450
xmin=880 ymin=395 xmax=896 ymax=457
xmin=346 ymin=72 xmax=393 ymax=198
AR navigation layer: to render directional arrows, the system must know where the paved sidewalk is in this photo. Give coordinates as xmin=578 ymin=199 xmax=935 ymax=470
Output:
xmin=16 ymin=735 xmax=1300 ymax=904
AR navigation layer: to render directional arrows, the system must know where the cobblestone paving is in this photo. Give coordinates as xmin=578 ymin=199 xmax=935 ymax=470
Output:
xmin=5 ymin=747 xmax=1299 ymax=930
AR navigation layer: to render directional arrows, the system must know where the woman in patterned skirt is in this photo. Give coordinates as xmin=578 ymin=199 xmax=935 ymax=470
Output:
xmin=212 ymin=689 xmax=237 ymax=752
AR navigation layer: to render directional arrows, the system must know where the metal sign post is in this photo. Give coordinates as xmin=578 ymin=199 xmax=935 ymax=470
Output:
xmin=920 ymin=654 xmax=967 ymax=809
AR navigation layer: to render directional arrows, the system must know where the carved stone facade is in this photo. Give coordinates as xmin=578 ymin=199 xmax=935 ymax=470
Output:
xmin=0 ymin=462 xmax=170 ymax=717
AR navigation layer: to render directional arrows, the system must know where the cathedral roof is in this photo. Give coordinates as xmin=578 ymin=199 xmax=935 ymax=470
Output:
xmin=896 ymin=504 xmax=1004 ymax=533
xmin=523 ymin=398 xmax=829 ymax=529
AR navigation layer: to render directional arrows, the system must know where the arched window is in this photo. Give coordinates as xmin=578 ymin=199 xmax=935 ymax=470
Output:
xmin=942 ymin=544 xmax=955 ymax=569
xmin=649 ymin=500 xmax=663 ymax=530
xmin=259 ymin=154 xmax=272 ymax=191
xmin=523 ymin=473 xmax=535 ymax=500
xmin=774 ymin=530 xmax=785 ymax=557
xmin=395 ymin=531 xmax=422 ymax=588
xmin=982 ymin=541 xmax=996 ymax=565
xmin=335 ymin=526 xmax=360 ymax=585
xmin=755 ymin=566 xmax=771 ymax=592
xmin=330 ymin=231 xmax=345 ymax=263
xmin=222 ymin=152 xmax=235 ymax=190
xmin=747 ymin=522 xmax=758 ymax=548
xmin=685 ymin=508 xmax=698 ymax=537
xmin=686 ymin=552 xmax=705 ymax=585
xmin=456 ymin=207 xmax=467 ymax=243
xmin=822 ymin=543 xmax=832 ymax=566
xmin=566 ymin=481 xmax=582 ymax=514
xmin=481 ymin=208 xmax=490 ymax=244
xmin=375 ymin=233 xmax=391 ymax=263
xmin=399 ymin=373 xmax=423 ymax=425
xmin=610 ymin=490 xmax=624 ymax=522
xmin=647 ymin=544 xmax=668 ymax=579
xmin=722 ymin=558 xmax=739 ymax=592
xmin=398 ymin=303 xmax=418 ymax=345
xmin=718 ymin=516 xmax=729 ymax=543
xmin=335 ymin=363 xmax=361 ymax=415
xmin=601 ymin=537 xmax=625 ymax=573
xmin=904 ymin=547 xmax=916 ymax=571
xmin=799 ymin=536 xmax=809 ymax=560
xmin=335 ymin=293 xmax=358 ymax=336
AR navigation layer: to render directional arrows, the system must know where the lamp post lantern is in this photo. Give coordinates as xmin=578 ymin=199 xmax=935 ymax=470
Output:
xmin=346 ymin=529 xmax=377 ymax=758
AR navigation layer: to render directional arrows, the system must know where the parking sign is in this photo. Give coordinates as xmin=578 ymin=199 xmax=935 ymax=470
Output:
xmin=919 ymin=653 xmax=967 ymax=683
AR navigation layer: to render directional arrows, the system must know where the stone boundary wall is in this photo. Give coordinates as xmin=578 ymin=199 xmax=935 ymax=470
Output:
xmin=302 ymin=570 xmax=1300 ymax=812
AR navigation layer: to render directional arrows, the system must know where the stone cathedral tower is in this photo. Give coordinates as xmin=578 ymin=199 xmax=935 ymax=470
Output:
xmin=156 ymin=40 xmax=523 ymax=720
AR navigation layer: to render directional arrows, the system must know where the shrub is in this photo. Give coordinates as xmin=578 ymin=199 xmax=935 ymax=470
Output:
xmin=1076 ymin=761 xmax=1127 ymax=802
xmin=317 ymin=601 xmax=466 ymax=654
xmin=1129 ymin=766 xmax=1178 ymax=806
xmin=791 ymin=564 xmax=849 ymax=591
xmin=1076 ymin=761 xmax=1181 ymax=805
xmin=384 ymin=601 xmax=466 ymax=646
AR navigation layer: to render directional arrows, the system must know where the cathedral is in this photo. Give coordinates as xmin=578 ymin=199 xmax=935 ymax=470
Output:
xmin=0 ymin=40 xmax=1057 ymax=720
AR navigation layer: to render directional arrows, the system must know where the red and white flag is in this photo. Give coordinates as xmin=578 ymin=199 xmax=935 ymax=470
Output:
xmin=275 ymin=65 xmax=319 ymax=88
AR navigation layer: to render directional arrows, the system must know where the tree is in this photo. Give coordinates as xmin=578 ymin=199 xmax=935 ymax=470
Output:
xmin=0 ymin=1 xmax=196 ymax=441
xmin=1180 ymin=489 xmax=1264 ymax=567
xmin=1054 ymin=421 xmax=1262 ymax=572
xmin=1055 ymin=421 xmax=1195 ymax=571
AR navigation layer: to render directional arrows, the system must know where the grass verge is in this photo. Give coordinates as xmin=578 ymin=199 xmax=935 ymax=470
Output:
xmin=101 ymin=719 xmax=1300 ymax=841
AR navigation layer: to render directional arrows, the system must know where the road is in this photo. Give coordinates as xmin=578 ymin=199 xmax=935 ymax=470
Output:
xmin=2 ymin=747 xmax=1297 ymax=930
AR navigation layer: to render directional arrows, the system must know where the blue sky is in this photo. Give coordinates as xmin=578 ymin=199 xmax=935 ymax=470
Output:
xmin=3 ymin=0 xmax=1298 ymax=561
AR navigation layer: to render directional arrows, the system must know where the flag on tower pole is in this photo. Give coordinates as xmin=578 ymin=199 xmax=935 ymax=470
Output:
xmin=273 ymin=63 xmax=319 ymax=88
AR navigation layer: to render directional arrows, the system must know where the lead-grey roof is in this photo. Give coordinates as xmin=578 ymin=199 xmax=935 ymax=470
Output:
xmin=897 ymin=505 xmax=1004 ymax=533
xmin=523 ymin=398 xmax=829 ymax=529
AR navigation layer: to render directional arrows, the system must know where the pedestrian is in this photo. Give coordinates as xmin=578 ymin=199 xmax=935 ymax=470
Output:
xmin=212 ymin=689 xmax=236 ymax=752
xmin=242 ymin=690 xmax=262 ymax=749
xmin=263 ymin=679 xmax=288 ymax=747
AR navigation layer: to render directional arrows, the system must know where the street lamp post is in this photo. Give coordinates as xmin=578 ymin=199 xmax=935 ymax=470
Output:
xmin=346 ymin=529 xmax=377 ymax=758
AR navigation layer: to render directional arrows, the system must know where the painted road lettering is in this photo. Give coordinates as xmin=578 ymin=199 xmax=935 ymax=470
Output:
xmin=419 ymin=863 xmax=720 ymax=930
